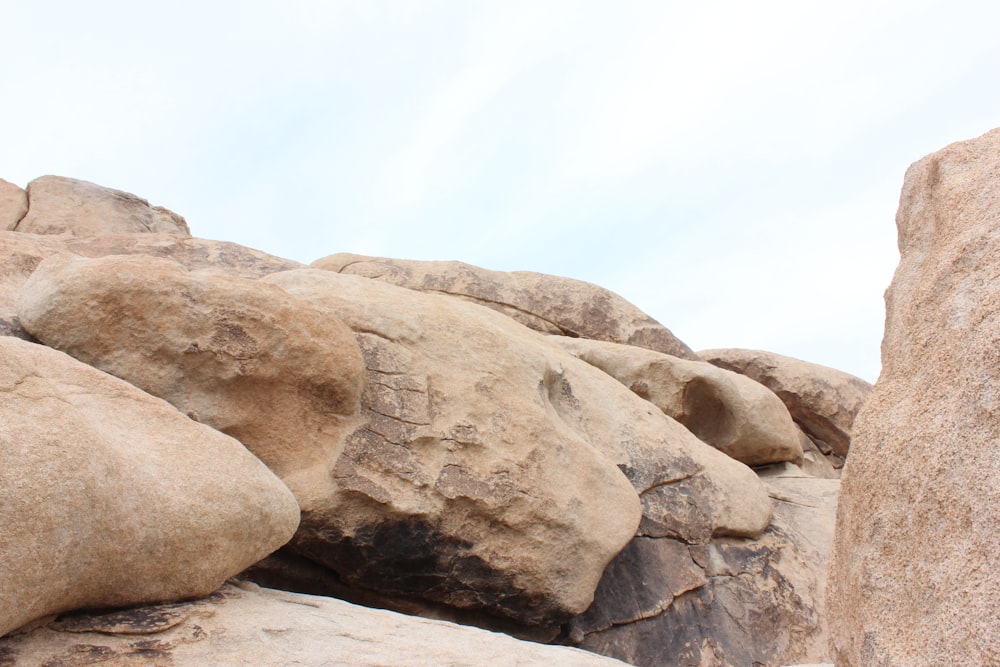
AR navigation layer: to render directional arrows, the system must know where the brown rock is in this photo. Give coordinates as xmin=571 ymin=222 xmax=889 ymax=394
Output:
xmin=555 ymin=337 xmax=803 ymax=466
xmin=0 ymin=582 xmax=631 ymax=667
xmin=0 ymin=337 xmax=300 ymax=638
xmin=827 ymin=128 xmax=1000 ymax=666
xmin=16 ymin=254 xmax=365 ymax=483
xmin=699 ymin=348 xmax=871 ymax=458
xmin=261 ymin=268 xmax=771 ymax=626
xmin=574 ymin=473 xmax=839 ymax=667
xmin=312 ymin=253 xmax=699 ymax=360
xmin=16 ymin=175 xmax=190 ymax=236
xmin=0 ymin=232 xmax=68 ymax=339
xmin=0 ymin=179 xmax=27 ymax=231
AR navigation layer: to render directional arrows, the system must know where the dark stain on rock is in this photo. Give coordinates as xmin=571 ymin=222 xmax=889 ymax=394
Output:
xmin=0 ymin=646 xmax=17 ymax=667
xmin=41 ymin=644 xmax=116 ymax=667
xmin=51 ymin=602 xmax=192 ymax=635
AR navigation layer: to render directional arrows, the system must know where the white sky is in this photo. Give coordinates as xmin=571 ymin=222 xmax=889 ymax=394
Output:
xmin=3 ymin=0 xmax=1000 ymax=381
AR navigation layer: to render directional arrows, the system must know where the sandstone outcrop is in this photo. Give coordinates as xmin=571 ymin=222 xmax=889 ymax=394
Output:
xmin=261 ymin=268 xmax=772 ymax=627
xmin=0 ymin=179 xmax=27 ymax=231
xmin=16 ymin=175 xmax=190 ymax=236
xmin=0 ymin=337 xmax=300 ymax=638
xmin=828 ymin=128 xmax=1000 ymax=666
xmin=312 ymin=253 xmax=699 ymax=360
xmin=0 ymin=583 xmax=630 ymax=667
xmin=700 ymin=348 xmax=872 ymax=459
xmin=16 ymin=254 xmax=365 ymax=484
xmin=555 ymin=337 xmax=803 ymax=466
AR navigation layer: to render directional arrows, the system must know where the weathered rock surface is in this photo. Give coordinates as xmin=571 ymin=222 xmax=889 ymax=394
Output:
xmin=312 ymin=253 xmax=699 ymax=360
xmin=828 ymin=128 xmax=1000 ymax=666
xmin=260 ymin=268 xmax=771 ymax=627
xmin=0 ymin=231 xmax=302 ymax=341
xmin=0 ymin=179 xmax=27 ymax=231
xmin=555 ymin=337 xmax=802 ymax=466
xmin=0 ymin=337 xmax=300 ymax=638
xmin=16 ymin=254 xmax=365 ymax=484
xmin=571 ymin=470 xmax=839 ymax=667
xmin=699 ymin=348 xmax=871 ymax=459
xmin=15 ymin=175 xmax=191 ymax=236
xmin=0 ymin=582 xmax=631 ymax=667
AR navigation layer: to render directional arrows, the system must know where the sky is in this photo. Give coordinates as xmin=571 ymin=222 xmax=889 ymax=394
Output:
xmin=3 ymin=1 xmax=1000 ymax=382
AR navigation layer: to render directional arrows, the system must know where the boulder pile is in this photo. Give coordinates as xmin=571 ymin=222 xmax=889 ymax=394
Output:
xmin=0 ymin=174 xmax=872 ymax=666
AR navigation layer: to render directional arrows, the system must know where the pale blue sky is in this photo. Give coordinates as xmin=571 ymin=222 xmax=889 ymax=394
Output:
xmin=4 ymin=1 xmax=1000 ymax=381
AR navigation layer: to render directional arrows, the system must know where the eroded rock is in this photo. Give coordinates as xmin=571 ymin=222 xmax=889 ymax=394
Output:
xmin=312 ymin=253 xmax=699 ymax=360
xmin=555 ymin=337 xmax=802 ymax=466
xmin=0 ymin=337 xmax=300 ymax=638
xmin=827 ymin=128 xmax=1000 ymax=667
xmin=0 ymin=179 xmax=27 ymax=231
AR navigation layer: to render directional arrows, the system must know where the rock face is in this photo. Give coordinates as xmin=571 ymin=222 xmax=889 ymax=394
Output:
xmin=571 ymin=468 xmax=839 ymax=667
xmin=0 ymin=179 xmax=27 ymax=231
xmin=555 ymin=337 xmax=803 ymax=466
xmin=699 ymin=348 xmax=872 ymax=459
xmin=15 ymin=175 xmax=191 ymax=236
xmin=0 ymin=337 xmax=300 ymax=638
xmin=0 ymin=583 xmax=631 ymax=667
xmin=261 ymin=268 xmax=772 ymax=627
xmin=827 ymin=128 xmax=1000 ymax=666
xmin=312 ymin=253 xmax=699 ymax=360
xmin=16 ymin=254 xmax=366 ymax=484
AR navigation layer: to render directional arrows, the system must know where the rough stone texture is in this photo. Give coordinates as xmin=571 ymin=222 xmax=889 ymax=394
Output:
xmin=0 ymin=582 xmax=631 ymax=667
xmin=312 ymin=253 xmax=699 ymax=360
xmin=0 ymin=231 xmax=302 ymax=341
xmin=573 ymin=471 xmax=839 ymax=667
xmin=555 ymin=337 xmax=803 ymax=466
xmin=699 ymin=348 xmax=871 ymax=459
xmin=827 ymin=128 xmax=1000 ymax=666
xmin=262 ymin=268 xmax=771 ymax=627
xmin=16 ymin=254 xmax=365 ymax=485
xmin=0 ymin=179 xmax=27 ymax=231
xmin=0 ymin=337 xmax=300 ymax=638
xmin=16 ymin=175 xmax=191 ymax=236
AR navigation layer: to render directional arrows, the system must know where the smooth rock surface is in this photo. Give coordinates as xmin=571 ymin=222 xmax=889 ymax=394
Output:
xmin=16 ymin=254 xmax=366 ymax=484
xmin=0 ymin=232 xmax=68 ymax=339
xmin=313 ymin=253 xmax=699 ymax=360
xmin=556 ymin=337 xmax=802 ymax=466
xmin=263 ymin=268 xmax=771 ymax=626
xmin=16 ymin=175 xmax=190 ymax=236
xmin=0 ymin=337 xmax=300 ymax=638
xmin=828 ymin=128 xmax=1000 ymax=666
xmin=0 ymin=179 xmax=27 ymax=231
xmin=0 ymin=583 xmax=631 ymax=667
xmin=699 ymin=348 xmax=871 ymax=458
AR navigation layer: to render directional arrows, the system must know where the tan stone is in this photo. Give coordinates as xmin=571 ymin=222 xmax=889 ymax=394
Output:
xmin=262 ymin=268 xmax=771 ymax=626
xmin=0 ymin=178 xmax=27 ymax=231
xmin=312 ymin=253 xmax=699 ymax=360
xmin=0 ymin=583 xmax=632 ymax=667
xmin=0 ymin=337 xmax=300 ymax=638
xmin=16 ymin=254 xmax=365 ymax=483
xmin=699 ymin=348 xmax=871 ymax=458
xmin=827 ymin=128 xmax=1000 ymax=666
xmin=16 ymin=175 xmax=190 ymax=236
xmin=555 ymin=337 xmax=803 ymax=466
xmin=0 ymin=232 xmax=69 ymax=339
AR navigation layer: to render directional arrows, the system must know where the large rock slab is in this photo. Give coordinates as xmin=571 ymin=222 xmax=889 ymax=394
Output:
xmin=699 ymin=348 xmax=871 ymax=459
xmin=0 ymin=582 xmax=630 ymax=667
xmin=312 ymin=253 xmax=699 ymax=360
xmin=0 ymin=231 xmax=302 ymax=341
xmin=555 ymin=337 xmax=803 ymax=466
xmin=16 ymin=254 xmax=365 ymax=484
xmin=0 ymin=337 xmax=300 ymax=638
xmin=570 ymin=472 xmax=839 ymax=667
xmin=15 ymin=175 xmax=190 ymax=236
xmin=0 ymin=178 xmax=27 ymax=231
xmin=828 ymin=128 xmax=1000 ymax=666
xmin=261 ymin=268 xmax=771 ymax=627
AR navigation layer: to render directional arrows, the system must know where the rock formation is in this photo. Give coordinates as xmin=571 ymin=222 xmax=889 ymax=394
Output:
xmin=827 ymin=128 xmax=1000 ymax=666
xmin=0 ymin=336 xmax=300 ymax=638
xmin=0 ymin=173 xmax=864 ymax=666
xmin=700 ymin=348 xmax=872 ymax=461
